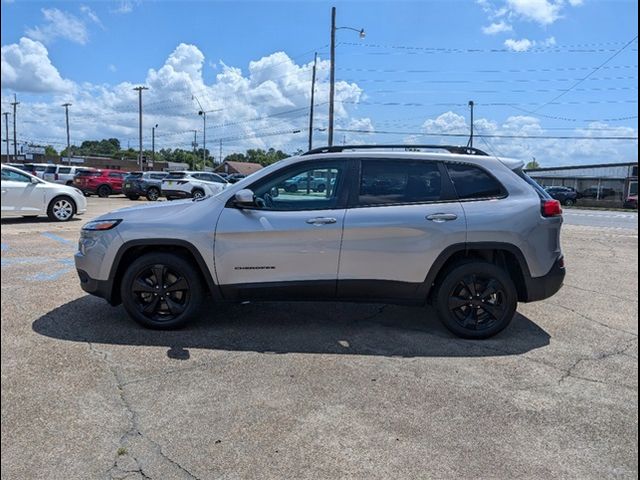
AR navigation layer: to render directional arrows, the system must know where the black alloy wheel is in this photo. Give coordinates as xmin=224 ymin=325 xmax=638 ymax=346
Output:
xmin=121 ymin=253 xmax=203 ymax=329
xmin=435 ymin=261 xmax=517 ymax=339
xmin=146 ymin=187 xmax=160 ymax=201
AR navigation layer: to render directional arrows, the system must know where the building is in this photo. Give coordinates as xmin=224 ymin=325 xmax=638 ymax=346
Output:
xmin=526 ymin=162 xmax=638 ymax=207
xmin=214 ymin=161 xmax=263 ymax=176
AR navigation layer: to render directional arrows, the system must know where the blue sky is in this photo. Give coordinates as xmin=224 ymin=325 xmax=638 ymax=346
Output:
xmin=1 ymin=0 xmax=638 ymax=165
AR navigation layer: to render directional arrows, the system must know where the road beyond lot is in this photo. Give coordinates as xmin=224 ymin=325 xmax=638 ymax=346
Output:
xmin=564 ymin=208 xmax=638 ymax=230
xmin=1 ymin=197 xmax=638 ymax=480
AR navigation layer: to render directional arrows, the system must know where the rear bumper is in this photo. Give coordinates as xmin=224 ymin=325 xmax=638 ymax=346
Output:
xmin=523 ymin=256 xmax=566 ymax=302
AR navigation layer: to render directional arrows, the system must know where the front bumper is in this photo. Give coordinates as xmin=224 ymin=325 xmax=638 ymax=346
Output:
xmin=524 ymin=256 xmax=566 ymax=302
xmin=77 ymin=269 xmax=115 ymax=304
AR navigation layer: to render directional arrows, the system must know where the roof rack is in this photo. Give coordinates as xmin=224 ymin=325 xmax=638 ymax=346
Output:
xmin=302 ymin=144 xmax=489 ymax=156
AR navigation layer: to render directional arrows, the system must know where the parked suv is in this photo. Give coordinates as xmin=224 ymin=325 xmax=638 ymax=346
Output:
xmin=43 ymin=165 xmax=95 ymax=185
xmin=75 ymin=145 xmax=565 ymax=339
xmin=161 ymin=171 xmax=228 ymax=200
xmin=73 ymin=169 xmax=127 ymax=197
xmin=122 ymin=171 xmax=168 ymax=201
xmin=545 ymin=186 xmax=578 ymax=206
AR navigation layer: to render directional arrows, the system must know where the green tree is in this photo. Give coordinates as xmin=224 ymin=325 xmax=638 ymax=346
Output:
xmin=525 ymin=158 xmax=540 ymax=170
xmin=44 ymin=145 xmax=58 ymax=156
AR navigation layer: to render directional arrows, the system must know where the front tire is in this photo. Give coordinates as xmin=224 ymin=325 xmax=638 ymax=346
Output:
xmin=120 ymin=253 xmax=204 ymax=329
xmin=564 ymin=198 xmax=576 ymax=207
xmin=191 ymin=189 xmax=205 ymax=199
xmin=434 ymin=261 xmax=517 ymax=339
xmin=127 ymin=194 xmax=140 ymax=201
xmin=47 ymin=196 xmax=76 ymax=222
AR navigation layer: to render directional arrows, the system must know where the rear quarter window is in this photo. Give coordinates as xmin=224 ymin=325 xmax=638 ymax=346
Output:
xmin=446 ymin=163 xmax=506 ymax=200
xmin=516 ymin=169 xmax=551 ymax=199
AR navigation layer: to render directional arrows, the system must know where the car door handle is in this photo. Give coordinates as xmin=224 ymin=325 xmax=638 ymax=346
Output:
xmin=306 ymin=217 xmax=337 ymax=225
xmin=426 ymin=213 xmax=458 ymax=223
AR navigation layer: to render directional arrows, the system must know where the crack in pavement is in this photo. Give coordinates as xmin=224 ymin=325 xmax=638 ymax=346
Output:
xmin=86 ymin=343 xmax=201 ymax=480
xmin=564 ymin=284 xmax=638 ymax=304
xmin=558 ymin=341 xmax=638 ymax=389
xmin=546 ymin=301 xmax=638 ymax=338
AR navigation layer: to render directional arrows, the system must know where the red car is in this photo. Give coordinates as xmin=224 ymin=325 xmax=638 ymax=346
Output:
xmin=624 ymin=194 xmax=638 ymax=209
xmin=74 ymin=169 xmax=128 ymax=197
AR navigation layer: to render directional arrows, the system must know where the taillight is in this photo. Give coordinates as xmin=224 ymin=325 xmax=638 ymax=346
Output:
xmin=542 ymin=199 xmax=563 ymax=217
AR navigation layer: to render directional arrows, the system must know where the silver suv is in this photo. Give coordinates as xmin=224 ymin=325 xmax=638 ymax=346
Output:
xmin=75 ymin=145 xmax=565 ymax=339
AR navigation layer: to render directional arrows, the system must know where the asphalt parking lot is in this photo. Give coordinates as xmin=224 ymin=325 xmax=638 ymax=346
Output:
xmin=1 ymin=197 xmax=638 ymax=480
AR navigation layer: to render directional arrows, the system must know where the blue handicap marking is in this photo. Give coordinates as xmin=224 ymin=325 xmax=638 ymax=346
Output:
xmin=1 ymin=243 xmax=8 ymax=252
xmin=41 ymin=232 xmax=74 ymax=245
xmin=29 ymin=268 xmax=74 ymax=282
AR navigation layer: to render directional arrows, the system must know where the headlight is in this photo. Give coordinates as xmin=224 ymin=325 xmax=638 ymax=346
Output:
xmin=82 ymin=219 xmax=122 ymax=231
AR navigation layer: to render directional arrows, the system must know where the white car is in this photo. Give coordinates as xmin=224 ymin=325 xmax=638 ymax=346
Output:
xmin=161 ymin=171 xmax=228 ymax=200
xmin=43 ymin=165 xmax=94 ymax=185
xmin=1 ymin=164 xmax=87 ymax=221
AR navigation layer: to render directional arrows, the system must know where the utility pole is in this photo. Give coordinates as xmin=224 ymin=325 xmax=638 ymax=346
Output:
xmin=2 ymin=112 xmax=9 ymax=161
xmin=468 ymin=100 xmax=475 ymax=149
xmin=192 ymin=130 xmax=198 ymax=154
xmin=133 ymin=86 xmax=148 ymax=170
xmin=328 ymin=7 xmax=337 ymax=147
xmin=62 ymin=103 xmax=72 ymax=164
xmin=308 ymin=52 xmax=318 ymax=151
xmin=152 ymin=124 xmax=158 ymax=166
xmin=219 ymin=139 xmax=222 ymax=165
xmin=198 ymin=111 xmax=206 ymax=169
xmin=11 ymin=94 xmax=19 ymax=162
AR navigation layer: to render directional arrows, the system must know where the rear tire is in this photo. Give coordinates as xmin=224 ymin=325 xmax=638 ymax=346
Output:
xmin=127 ymin=194 xmax=140 ymax=201
xmin=97 ymin=185 xmax=111 ymax=198
xmin=191 ymin=189 xmax=205 ymax=199
xmin=47 ymin=195 xmax=76 ymax=222
xmin=434 ymin=261 xmax=517 ymax=339
xmin=120 ymin=252 xmax=204 ymax=329
xmin=564 ymin=198 xmax=576 ymax=207
xmin=146 ymin=187 xmax=160 ymax=201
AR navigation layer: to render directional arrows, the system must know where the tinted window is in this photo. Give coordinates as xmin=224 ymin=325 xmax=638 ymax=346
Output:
xmin=77 ymin=170 xmax=100 ymax=177
xmin=58 ymin=167 xmax=72 ymax=174
xmin=358 ymin=160 xmax=442 ymax=206
xmin=108 ymin=172 xmax=123 ymax=178
xmin=2 ymin=168 xmax=32 ymax=182
xmin=166 ymin=172 xmax=186 ymax=179
xmin=127 ymin=172 xmax=144 ymax=179
xmin=150 ymin=173 xmax=167 ymax=180
xmin=250 ymin=162 xmax=345 ymax=211
xmin=45 ymin=166 xmax=57 ymax=173
xmin=447 ymin=163 xmax=506 ymax=200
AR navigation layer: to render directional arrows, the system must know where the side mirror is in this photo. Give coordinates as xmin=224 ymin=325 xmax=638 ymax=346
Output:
xmin=234 ymin=189 xmax=256 ymax=208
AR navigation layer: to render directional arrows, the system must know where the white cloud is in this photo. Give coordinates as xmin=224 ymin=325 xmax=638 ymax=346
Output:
xmin=504 ymin=36 xmax=556 ymax=51
xmin=482 ymin=21 xmax=513 ymax=35
xmin=418 ymin=111 xmax=638 ymax=165
xmin=0 ymin=44 xmax=363 ymax=154
xmin=507 ymin=0 xmax=563 ymax=25
xmin=112 ymin=1 xmax=137 ymax=14
xmin=1 ymin=37 xmax=74 ymax=93
xmin=504 ymin=38 xmax=536 ymax=51
xmin=80 ymin=5 xmax=105 ymax=30
xmin=108 ymin=64 xmax=117 ymax=72
xmin=25 ymin=8 xmax=89 ymax=45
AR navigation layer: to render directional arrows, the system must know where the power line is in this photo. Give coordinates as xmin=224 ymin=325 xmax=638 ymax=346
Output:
xmin=336 ymin=64 xmax=638 ymax=74
xmin=532 ymin=34 xmax=639 ymax=113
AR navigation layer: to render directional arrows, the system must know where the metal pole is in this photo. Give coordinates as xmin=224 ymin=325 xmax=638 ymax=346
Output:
xmin=219 ymin=139 xmax=222 ymax=165
xmin=328 ymin=6 xmax=336 ymax=147
xmin=308 ymin=52 xmax=318 ymax=151
xmin=62 ymin=103 xmax=71 ymax=164
xmin=152 ymin=125 xmax=156 ymax=166
xmin=2 ymin=112 xmax=9 ymax=161
xmin=11 ymin=94 xmax=19 ymax=162
xmin=202 ymin=113 xmax=206 ymax=169
xmin=133 ymin=86 xmax=148 ymax=170
xmin=468 ymin=100 xmax=474 ymax=149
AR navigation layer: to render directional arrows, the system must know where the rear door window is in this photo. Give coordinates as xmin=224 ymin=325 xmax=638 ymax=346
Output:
xmin=58 ymin=167 xmax=72 ymax=174
xmin=446 ymin=163 xmax=506 ymax=200
xmin=45 ymin=166 xmax=57 ymax=174
xmin=357 ymin=160 xmax=443 ymax=206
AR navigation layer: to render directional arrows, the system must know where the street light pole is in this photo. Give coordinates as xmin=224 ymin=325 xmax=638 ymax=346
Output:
xmin=2 ymin=112 xmax=9 ymax=161
xmin=308 ymin=52 xmax=318 ymax=151
xmin=152 ymin=124 xmax=158 ymax=166
xmin=62 ymin=103 xmax=72 ymax=164
xmin=133 ymin=86 xmax=148 ymax=170
xmin=11 ymin=94 xmax=19 ymax=162
xmin=328 ymin=7 xmax=365 ymax=147
xmin=199 ymin=111 xmax=206 ymax=169
xmin=468 ymin=100 xmax=475 ymax=149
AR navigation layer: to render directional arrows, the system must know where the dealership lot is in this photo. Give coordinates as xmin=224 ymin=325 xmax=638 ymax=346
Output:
xmin=1 ymin=197 xmax=638 ymax=479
